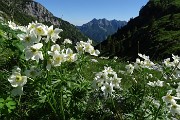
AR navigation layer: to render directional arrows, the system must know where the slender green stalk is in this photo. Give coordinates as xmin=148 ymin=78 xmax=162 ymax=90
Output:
xmin=60 ymin=89 xmax=65 ymax=120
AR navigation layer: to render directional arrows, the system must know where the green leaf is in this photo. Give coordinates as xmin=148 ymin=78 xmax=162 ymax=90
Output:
xmin=0 ymin=98 xmax=4 ymax=103
xmin=0 ymin=103 xmax=4 ymax=109
xmin=6 ymin=101 xmax=16 ymax=109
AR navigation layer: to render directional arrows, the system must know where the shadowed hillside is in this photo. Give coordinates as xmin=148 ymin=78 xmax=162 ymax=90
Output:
xmin=96 ymin=0 xmax=180 ymax=60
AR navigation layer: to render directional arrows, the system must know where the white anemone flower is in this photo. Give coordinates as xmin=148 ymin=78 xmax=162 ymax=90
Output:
xmin=52 ymin=51 xmax=66 ymax=66
xmin=66 ymin=48 xmax=77 ymax=62
xmin=47 ymin=25 xmax=63 ymax=43
xmin=48 ymin=44 xmax=61 ymax=56
xmin=63 ymin=38 xmax=72 ymax=44
xmin=125 ymin=64 xmax=134 ymax=74
xmin=35 ymin=25 xmax=47 ymax=36
xmin=170 ymin=103 xmax=180 ymax=115
xmin=101 ymin=82 xmax=114 ymax=97
xmin=25 ymin=43 xmax=44 ymax=62
xmin=84 ymin=43 xmax=94 ymax=53
xmin=91 ymin=59 xmax=98 ymax=63
xmin=163 ymin=58 xmax=174 ymax=67
xmin=112 ymin=74 xmax=122 ymax=89
xmin=162 ymin=90 xmax=180 ymax=105
xmin=8 ymin=72 xmax=27 ymax=88
xmin=90 ymin=49 xmax=100 ymax=56
xmin=17 ymin=31 xmax=39 ymax=47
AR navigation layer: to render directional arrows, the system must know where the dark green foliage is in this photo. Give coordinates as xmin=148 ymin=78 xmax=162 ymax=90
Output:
xmin=97 ymin=0 xmax=180 ymax=60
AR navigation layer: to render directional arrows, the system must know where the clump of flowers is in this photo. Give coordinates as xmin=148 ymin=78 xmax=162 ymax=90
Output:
xmin=7 ymin=21 xmax=100 ymax=96
xmin=92 ymin=66 xmax=122 ymax=97
xmin=75 ymin=39 xmax=100 ymax=56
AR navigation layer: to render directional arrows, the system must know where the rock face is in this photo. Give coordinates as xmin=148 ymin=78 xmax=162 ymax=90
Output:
xmin=77 ymin=18 xmax=127 ymax=43
xmin=24 ymin=1 xmax=60 ymax=25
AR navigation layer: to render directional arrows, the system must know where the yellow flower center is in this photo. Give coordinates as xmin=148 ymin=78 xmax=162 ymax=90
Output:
xmin=16 ymin=75 xmax=22 ymax=82
xmin=48 ymin=29 xmax=54 ymax=35
xmin=172 ymin=104 xmax=177 ymax=109
xmin=30 ymin=47 xmax=37 ymax=53
xmin=55 ymin=56 xmax=62 ymax=62
xmin=25 ymin=36 xmax=31 ymax=42
xmin=167 ymin=95 xmax=173 ymax=100
xmin=36 ymin=28 xmax=44 ymax=34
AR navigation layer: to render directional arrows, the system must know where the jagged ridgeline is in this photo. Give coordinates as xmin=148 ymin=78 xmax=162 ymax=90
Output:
xmin=0 ymin=0 xmax=88 ymax=43
xmin=97 ymin=0 xmax=180 ymax=60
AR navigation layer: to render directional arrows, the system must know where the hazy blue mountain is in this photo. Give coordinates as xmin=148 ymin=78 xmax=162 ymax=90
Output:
xmin=77 ymin=18 xmax=127 ymax=43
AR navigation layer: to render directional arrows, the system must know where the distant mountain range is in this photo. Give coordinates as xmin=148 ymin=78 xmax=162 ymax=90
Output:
xmin=77 ymin=18 xmax=127 ymax=43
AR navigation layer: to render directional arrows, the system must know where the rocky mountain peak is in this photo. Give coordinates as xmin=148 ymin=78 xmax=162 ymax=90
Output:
xmin=24 ymin=1 xmax=60 ymax=25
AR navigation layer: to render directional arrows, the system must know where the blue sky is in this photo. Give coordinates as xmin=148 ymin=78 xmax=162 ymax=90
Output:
xmin=35 ymin=0 xmax=149 ymax=26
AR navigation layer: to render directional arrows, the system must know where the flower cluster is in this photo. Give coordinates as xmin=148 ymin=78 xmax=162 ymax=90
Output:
xmin=93 ymin=66 xmax=122 ymax=97
xmin=75 ymin=39 xmax=100 ymax=56
xmin=7 ymin=21 xmax=100 ymax=96
xmin=47 ymin=44 xmax=77 ymax=70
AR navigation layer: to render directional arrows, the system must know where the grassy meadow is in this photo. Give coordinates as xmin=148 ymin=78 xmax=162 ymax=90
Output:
xmin=0 ymin=19 xmax=180 ymax=120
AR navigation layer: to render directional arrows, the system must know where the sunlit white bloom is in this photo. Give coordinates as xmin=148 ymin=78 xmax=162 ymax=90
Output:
xmin=48 ymin=44 xmax=61 ymax=56
xmin=8 ymin=21 xmax=18 ymax=30
xmin=91 ymin=59 xmax=98 ymax=63
xmin=35 ymin=24 xmax=47 ymax=36
xmin=155 ymin=80 xmax=164 ymax=87
xmin=100 ymin=57 xmax=109 ymax=59
xmin=46 ymin=25 xmax=63 ymax=43
xmin=65 ymin=48 xmax=77 ymax=62
xmin=172 ymin=54 xmax=180 ymax=65
xmin=170 ymin=103 xmax=180 ymax=115
xmin=103 ymin=66 xmax=115 ymax=75
xmin=93 ymin=66 xmax=122 ymax=97
xmin=101 ymin=82 xmax=114 ymax=97
xmin=17 ymin=31 xmax=39 ymax=47
xmin=138 ymin=53 xmax=149 ymax=60
xmin=52 ymin=51 xmax=66 ymax=66
xmin=84 ymin=43 xmax=94 ymax=53
xmin=90 ymin=49 xmax=100 ymax=56
xmin=112 ymin=74 xmax=122 ymax=89
xmin=147 ymin=81 xmax=156 ymax=87
xmin=143 ymin=59 xmax=155 ymax=68
xmin=147 ymin=80 xmax=164 ymax=87
xmin=163 ymin=58 xmax=174 ymax=67
xmin=162 ymin=90 xmax=180 ymax=105
xmin=75 ymin=41 xmax=85 ymax=53
xmin=114 ymin=56 xmax=118 ymax=60
xmin=125 ymin=64 xmax=134 ymax=74
xmin=25 ymin=43 xmax=43 ymax=62
xmin=8 ymin=72 xmax=27 ymax=88
xmin=27 ymin=21 xmax=37 ymax=31
xmin=63 ymin=38 xmax=72 ymax=44
xmin=87 ymin=38 xmax=93 ymax=44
